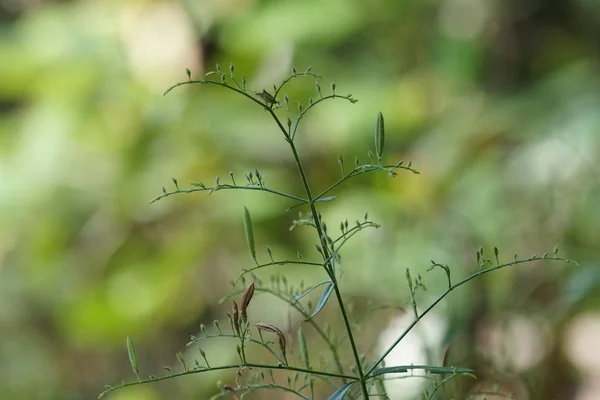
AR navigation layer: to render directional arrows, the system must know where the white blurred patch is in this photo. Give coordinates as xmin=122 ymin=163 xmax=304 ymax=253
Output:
xmin=377 ymin=312 xmax=447 ymax=399
xmin=251 ymin=44 xmax=294 ymax=91
xmin=478 ymin=314 xmax=549 ymax=372
xmin=118 ymin=3 xmax=200 ymax=91
xmin=564 ymin=313 xmax=600 ymax=377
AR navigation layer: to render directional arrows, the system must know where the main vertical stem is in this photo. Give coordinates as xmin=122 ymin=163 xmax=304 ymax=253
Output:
xmin=286 ymin=137 xmax=369 ymax=399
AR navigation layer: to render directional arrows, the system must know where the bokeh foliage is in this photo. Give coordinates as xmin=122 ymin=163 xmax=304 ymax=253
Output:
xmin=1 ymin=0 xmax=599 ymax=399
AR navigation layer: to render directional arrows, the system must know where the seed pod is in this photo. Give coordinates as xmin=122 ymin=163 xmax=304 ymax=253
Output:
xmin=297 ymin=326 xmax=310 ymax=369
xmin=240 ymin=282 xmax=255 ymax=322
xmin=405 ymin=268 xmax=413 ymax=292
xmin=243 ymin=207 xmax=256 ymax=261
xmin=232 ymin=301 xmax=240 ymax=335
xmin=185 ymin=68 xmax=191 ymax=80
xmin=126 ymin=336 xmax=140 ymax=380
xmin=256 ymin=322 xmax=286 ymax=358
xmin=375 ymin=112 xmax=385 ymax=162
xmin=176 ymin=351 xmax=186 ymax=370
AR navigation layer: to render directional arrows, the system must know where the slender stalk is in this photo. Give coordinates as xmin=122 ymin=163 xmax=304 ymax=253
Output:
xmin=274 ymin=111 xmax=369 ymax=398
xmin=150 ymin=184 xmax=307 ymax=204
xmin=99 ymin=362 xmax=357 ymax=398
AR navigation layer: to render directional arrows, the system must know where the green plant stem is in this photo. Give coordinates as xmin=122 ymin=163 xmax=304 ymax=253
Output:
xmin=280 ymin=120 xmax=370 ymax=399
xmin=235 ymin=260 xmax=325 ymax=283
xmin=366 ymin=256 xmax=576 ymax=377
xmin=189 ymin=333 xmax=284 ymax=365
xmin=264 ymin=288 xmax=348 ymax=379
xmin=150 ymin=184 xmax=307 ymax=204
xmin=218 ymin=284 xmax=348 ymax=381
xmin=98 ymin=363 xmax=357 ymax=398
xmin=314 ymin=164 xmax=418 ymax=202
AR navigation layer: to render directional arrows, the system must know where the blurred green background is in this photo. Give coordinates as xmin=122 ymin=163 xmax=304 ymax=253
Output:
xmin=1 ymin=0 xmax=599 ymax=399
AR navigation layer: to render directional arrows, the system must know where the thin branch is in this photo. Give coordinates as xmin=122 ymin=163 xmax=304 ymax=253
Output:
xmin=150 ymin=184 xmax=307 ymax=204
xmin=366 ymin=255 xmax=577 ymax=376
xmin=314 ymin=163 xmax=420 ymax=202
xmin=235 ymin=260 xmax=324 ymax=284
xmin=99 ymin=363 xmax=357 ymax=399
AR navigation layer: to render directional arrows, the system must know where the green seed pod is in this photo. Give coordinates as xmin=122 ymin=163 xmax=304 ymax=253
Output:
xmin=405 ymin=268 xmax=413 ymax=292
xmin=297 ymin=326 xmax=310 ymax=369
xmin=176 ymin=351 xmax=186 ymax=369
xmin=185 ymin=68 xmax=191 ymax=80
xmin=375 ymin=112 xmax=384 ymax=162
xmin=126 ymin=336 xmax=140 ymax=379
xmin=243 ymin=207 xmax=256 ymax=261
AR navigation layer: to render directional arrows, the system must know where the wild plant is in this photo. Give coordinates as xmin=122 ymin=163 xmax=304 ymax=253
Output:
xmin=99 ymin=64 xmax=577 ymax=400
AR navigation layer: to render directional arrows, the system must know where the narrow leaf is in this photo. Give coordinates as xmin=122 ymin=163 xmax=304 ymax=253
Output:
xmin=126 ymin=336 xmax=140 ymax=380
xmin=306 ymin=283 xmax=334 ymax=321
xmin=315 ymin=196 xmax=337 ymax=203
xmin=243 ymin=207 xmax=256 ymax=261
xmin=369 ymin=365 xmax=474 ymax=378
xmin=327 ymin=382 xmax=355 ymax=400
xmin=293 ymin=280 xmax=332 ymax=301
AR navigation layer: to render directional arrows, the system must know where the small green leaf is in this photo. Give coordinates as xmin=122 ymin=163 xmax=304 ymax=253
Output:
xmin=293 ymin=280 xmax=332 ymax=301
xmin=368 ymin=365 xmax=474 ymax=378
xmin=243 ymin=207 xmax=256 ymax=261
xmin=126 ymin=336 xmax=140 ymax=380
xmin=327 ymin=382 xmax=355 ymax=399
xmin=375 ymin=112 xmax=385 ymax=162
xmin=306 ymin=283 xmax=334 ymax=321
xmin=315 ymin=196 xmax=337 ymax=203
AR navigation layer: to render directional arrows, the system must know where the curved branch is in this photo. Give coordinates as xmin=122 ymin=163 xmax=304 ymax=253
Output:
xmin=99 ymin=363 xmax=357 ymax=399
xmin=314 ymin=163 xmax=420 ymax=202
xmin=150 ymin=184 xmax=307 ymax=204
xmin=366 ymin=255 xmax=577 ymax=377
